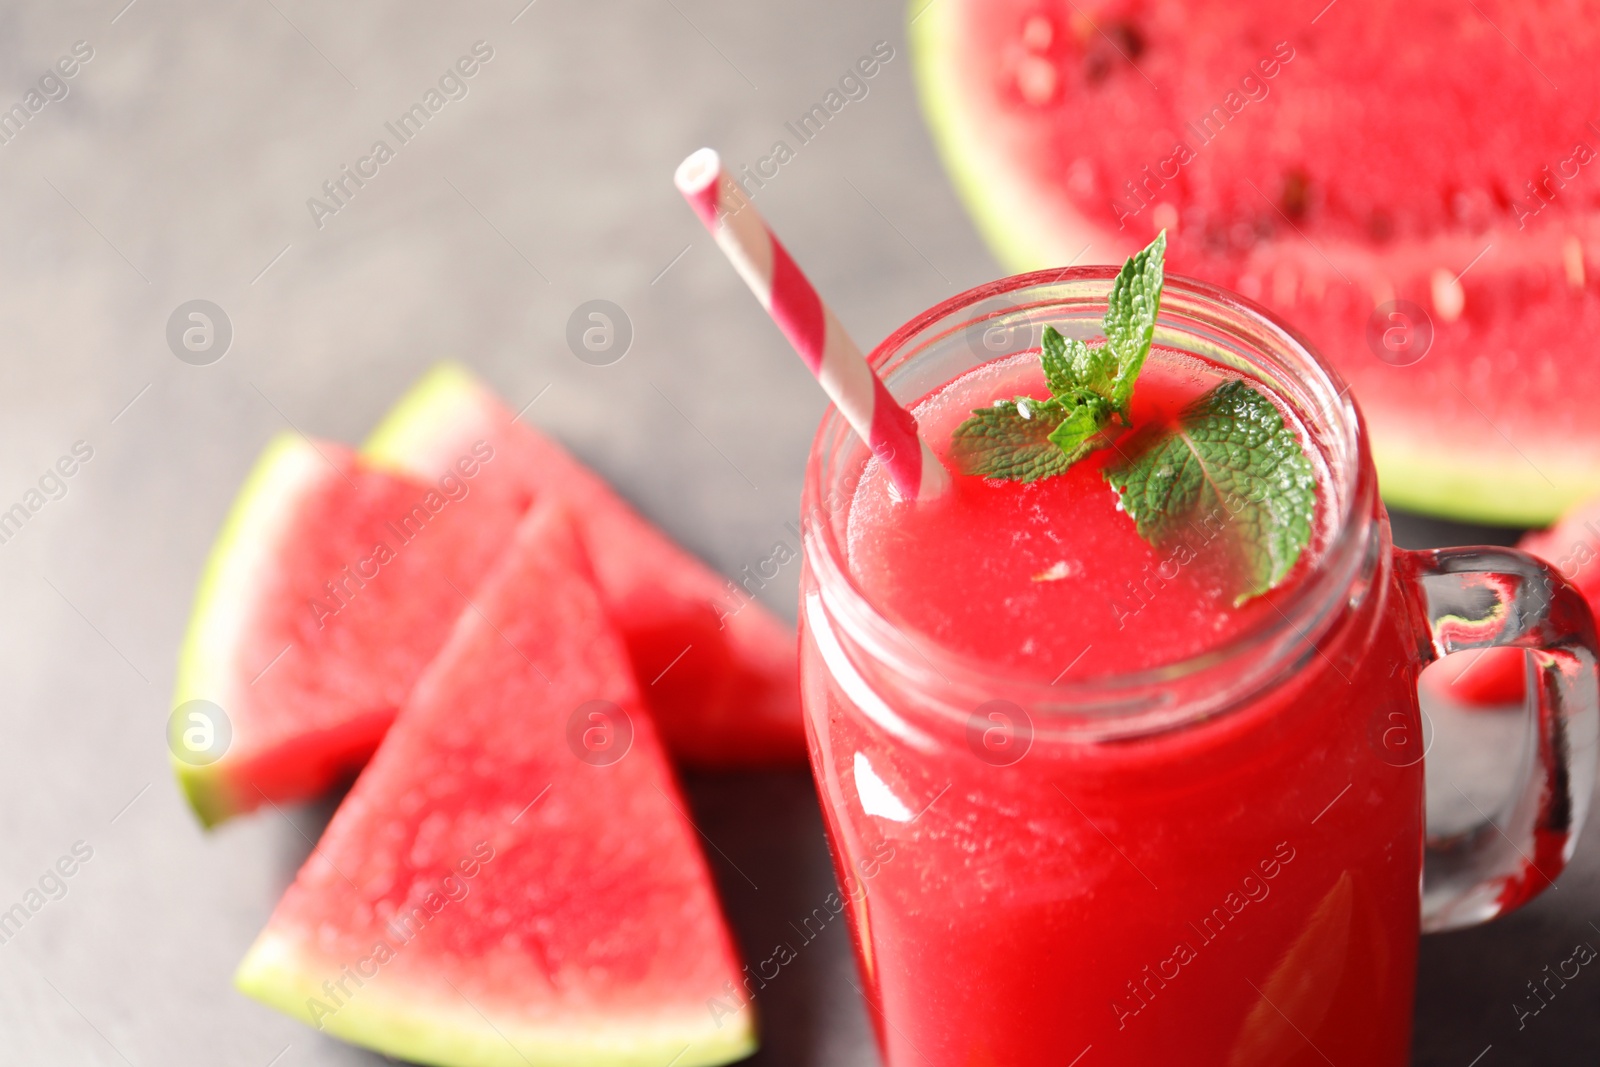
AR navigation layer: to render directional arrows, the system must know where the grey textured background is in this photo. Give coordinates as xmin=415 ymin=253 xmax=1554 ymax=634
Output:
xmin=0 ymin=1 xmax=1594 ymax=1064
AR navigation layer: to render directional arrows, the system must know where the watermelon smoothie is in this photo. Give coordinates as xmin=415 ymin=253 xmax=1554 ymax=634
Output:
xmin=797 ymin=271 xmax=1600 ymax=1066
xmin=845 ymin=345 xmax=1325 ymax=683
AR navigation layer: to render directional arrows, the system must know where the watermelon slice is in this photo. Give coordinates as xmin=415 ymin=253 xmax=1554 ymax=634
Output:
xmin=1427 ymin=495 xmax=1600 ymax=705
xmin=176 ymin=370 xmax=802 ymax=825
xmin=912 ymin=0 xmax=1600 ymax=524
xmin=235 ymin=503 xmax=757 ymax=1066
xmin=172 ymin=434 xmax=528 ymax=826
xmin=363 ymin=364 xmax=803 ymax=768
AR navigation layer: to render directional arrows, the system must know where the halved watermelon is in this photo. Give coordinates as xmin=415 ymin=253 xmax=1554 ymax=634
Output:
xmin=172 ymin=435 xmax=528 ymax=826
xmin=1427 ymin=494 xmax=1600 ymax=705
xmin=913 ymin=0 xmax=1600 ymax=524
xmin=235 ymin=504 xmax=756 ymax=1066
xmin=363 ymin=364 xmax=803 ymax=768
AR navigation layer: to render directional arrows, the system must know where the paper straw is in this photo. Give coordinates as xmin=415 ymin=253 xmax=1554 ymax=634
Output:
xmin=674 ymin=148 xmax=949 ymax=502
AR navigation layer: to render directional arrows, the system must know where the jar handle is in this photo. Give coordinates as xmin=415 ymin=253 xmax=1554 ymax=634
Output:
xmin=1398 ymin=547 xmax=1600 ymax=932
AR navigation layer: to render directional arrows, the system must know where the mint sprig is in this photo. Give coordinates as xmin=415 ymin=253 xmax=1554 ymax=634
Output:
xmin=951 ymin=231 xmax=1166 ymax=483
xmin=946 ymin=231 xmax=1317 ymax=602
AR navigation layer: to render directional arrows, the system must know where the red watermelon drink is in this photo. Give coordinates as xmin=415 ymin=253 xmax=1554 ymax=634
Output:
xmin=795 ymin=244 xmax=1600 ymax=1065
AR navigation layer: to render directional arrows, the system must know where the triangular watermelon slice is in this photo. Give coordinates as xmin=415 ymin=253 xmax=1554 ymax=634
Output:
xmin=172 ymin=434 xmax=529 ymax=826
xmin=177 ymin=370 xmax=802 ymax=825
xmin=235 ymin=503 xmax=757 ymax=1066
xmin=363 ymin=363 xmax=803 ymax=768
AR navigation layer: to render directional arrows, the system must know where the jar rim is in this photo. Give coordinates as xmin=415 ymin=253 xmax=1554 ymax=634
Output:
xmin=800 ymin=266 xmax=1383 ymax=739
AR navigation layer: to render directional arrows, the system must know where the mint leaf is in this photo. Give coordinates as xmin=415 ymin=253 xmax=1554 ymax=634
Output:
xmin=1104 ymin=379 xmax=1316 ymax=603
xmin=1070 ymin=339 xmax=1118 ymax=398
xmin=1068 ymin=337 xmax=1120 ymax=396
xmin=1039 ymin=326 xmax=1078 ymax=397
xmin=948 ymin=232 xmax=1166 ymax=483
xmin=1046 ymin=390 xmax=1114 ymax=464
xmin=1104 ymin=229 xmax=1166 ymax=414
xmin=950 ymin=397 xmax=1076 ymax=482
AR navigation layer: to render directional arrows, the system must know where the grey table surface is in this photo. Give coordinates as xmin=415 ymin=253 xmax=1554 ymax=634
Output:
xmin=0 ymin=1 xmax=1593 ymax=1063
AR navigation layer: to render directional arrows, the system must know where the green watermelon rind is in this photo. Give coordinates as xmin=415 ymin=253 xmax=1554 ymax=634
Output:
xmin=908 ymin=0 xmax=1600 ymax=525
xmin=171 ymin=434 xmax=328 ymax=827
xmin=1374 ymin=452 xmax=1600 ymax=528
xmin=908 ymin=0 xmax=1109 ymax=276
xmin=236 ymin=931 xmax=758 ymax=1067
xmin=362 ymin=361 xmax=483 ymax=473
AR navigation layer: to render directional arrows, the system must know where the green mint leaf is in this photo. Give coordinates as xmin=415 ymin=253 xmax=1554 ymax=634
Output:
xmin=1039 ymin=325 xmax=1078 ymax=397
xmin=1043 ymin=325 xmax=1121 ymax=403
xmin=951 ymin=397 xmax=1077 ymax=482
xmin=1070 ymin=338 xmax=1118 ymax=398
xmin=1103 ymin=229 xmax=1167 ymax=414
xmin=1046 ymin=390 xmax=1114 ymax=464
xmin=947 ymin=233 xmax=1166 ymax=483
xmin=1104 ymin=379 xmax=1316 ymax=603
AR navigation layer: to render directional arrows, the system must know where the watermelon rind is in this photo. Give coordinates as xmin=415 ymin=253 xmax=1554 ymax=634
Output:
xmin=1374 ymin=452 xmax=1600 ymax=529
xmin=907 ymin=0 xmax=1600 ymax=525
xmin=363 ymin=362 xmax=808 ymax=769
xmin=908 ymin=0 xmax=1123 ymax=278
xmin=171 ymin=434 xmax=326 ymax=828
xmin=362 ymin=361 xmax=481 ymax=473
xmin=236 ymin=931 xmax=757 ymax=1067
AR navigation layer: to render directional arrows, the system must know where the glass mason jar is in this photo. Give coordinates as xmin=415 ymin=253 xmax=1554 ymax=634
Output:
xmin=796 ymin=269 xmax=1600 ymax=1067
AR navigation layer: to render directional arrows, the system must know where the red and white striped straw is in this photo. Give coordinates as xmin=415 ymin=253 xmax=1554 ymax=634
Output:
xmin=674 ymin=148 xmax=949 ymax=503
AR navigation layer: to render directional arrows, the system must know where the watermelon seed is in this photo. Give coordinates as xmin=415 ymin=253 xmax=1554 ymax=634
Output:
xmin=1431 ymin=267 xmax=1466 ymax=322
xmin=1082 ymin=23 xmax=1144 ymax=86
xmin=1108 ymin=22 xmax=1145 ymax=60
xmin=1021 ymin=14 xmax=1054 ymax=52
xmin=1564 ymin=235 xmax=1586 ymax=288
xmin=1016 ymin=55 xmax=1060 ymax=106
xmin=1280 ymin=171 xmax=1312 ymax=221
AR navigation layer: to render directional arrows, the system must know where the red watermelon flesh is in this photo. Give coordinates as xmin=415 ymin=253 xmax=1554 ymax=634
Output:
xmin=234 ymin=503 xmax=757 ymax=1066
xmin=913 ymin=0 xmax=1600 ymax=524
xmin=363 ymin=364 xmax=804 ymax=768
xmin=172 ymin=434 xmax=529 ymax=826
xmin=1427 ymin=496 xmax=1600 ymax=706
